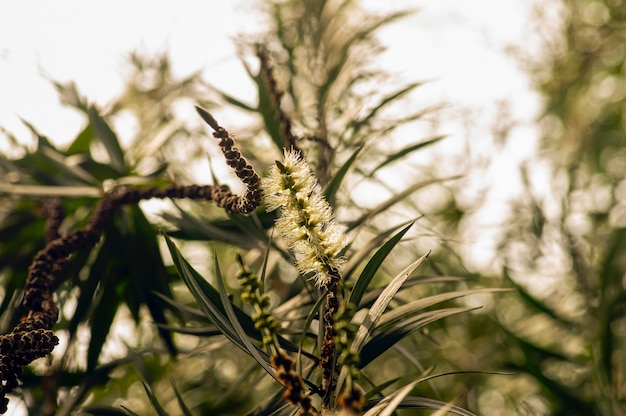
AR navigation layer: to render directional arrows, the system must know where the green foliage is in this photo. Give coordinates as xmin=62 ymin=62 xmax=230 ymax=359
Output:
xmin=493 ymin=1 xmax=626 ymax=414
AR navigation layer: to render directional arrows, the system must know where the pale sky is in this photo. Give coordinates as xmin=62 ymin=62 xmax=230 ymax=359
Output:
xmin=0 ymin=1 xmax=546 ymax=143
xmin=0 ymin=0 xmax=555 ymax=271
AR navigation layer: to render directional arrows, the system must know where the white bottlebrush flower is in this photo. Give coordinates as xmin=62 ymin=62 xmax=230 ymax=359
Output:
xmin=262 ymin=149 xmax=346 ymax=287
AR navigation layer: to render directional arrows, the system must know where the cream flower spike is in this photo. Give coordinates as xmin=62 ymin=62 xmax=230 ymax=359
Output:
xmin=262 ymin=149 xmax=346 ymax=288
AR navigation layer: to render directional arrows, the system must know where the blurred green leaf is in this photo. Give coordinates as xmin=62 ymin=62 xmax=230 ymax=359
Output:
xmin=503 ymin=268 xmax=577 ymax=329
xmin=86 ymin=259 xmax=122 ymax=372
xmin=376 ymin=288 xmax=509 ymax=330
xmin=88 ymin=105 xmax=126 ymax=174
xmin=80 ymin=406 xmax=131 ymax=416
xmin=349 ymin=82 xmax=424 ymax=138
xmin=0 ymin=184 xmax=101 ymax=197
xmin=67 ymin=122 xmax=95 ymax=155
xmin=171 ymin=381 xmax=194 ymax=416
xmin=161 ymin=206 xmax=268 ymax=249
xmin=124 ymin=205 xmax=177 ymax=355
xmin=156 ymin=324 xmax=221 ymax=337
xmin=368 ymin=136 xmax=447 ymax=175
xmin=346 ymin=176 xmax=461 ymax=230
xmin=255 ymin=70 xmax=284 ymax=151
xmin=141 ymin=381 xmax=169 ymax=416
xmin=67 ymin=238 xmax=110 ymax=343
xmin=153 ymin=291 xmax=212 ymax=322
xmin=324 ymin=144 xmax=363 ymax=207
xmin=208 ymin=87 xmax=257 ymax=113
xmin=121 ymin=406 xmax=141 ymax=416
xmin=51 ymin=80 xmax=89 ymax=112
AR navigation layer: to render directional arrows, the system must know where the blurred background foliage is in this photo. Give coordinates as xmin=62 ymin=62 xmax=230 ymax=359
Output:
xmin=494 ymin=0 xmax=626 ymax=414
xmin=0 ymin=0 xmax=624 ymax=415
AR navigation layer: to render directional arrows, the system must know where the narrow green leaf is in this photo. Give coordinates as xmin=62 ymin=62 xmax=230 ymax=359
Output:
xmin=354 ymin=251 xmax=430 ymax=351
xmin=359 ymin=275 xmax=464 ymax=307
xmin=162 ymin=233 xmax=303 ymax=357
xmin=342 ymin=221 xmax=413 ymax=281
xmin=68 ymin=240 xmax=111 ymax=341
xmin=171 ymin=381 xmax=194 ymax=416
xmin=141 ymin=382 xmax=169 ymax=416
xmin=350 ymin=82 xmax=424 ymax=137
xmin=297 ymin=290 xmax=327 ymax=367
xmin=429 ymin=402 xmax=456 ymax=416
xmin=75 ymin=159 xmax=128 ymax=182
xmin=48 ymin=352 xmax=130 ymax=416
xmin=227 ymin=211 xmax=271 ymax=245
xmin=126 ymin=206 xmax=177 ymax=355
xmin=376 ymin=288 xmax=510 ymax=330
xmin=360 ymin=306 xmax=476 ymax=368
xmin=324 ymin=144 xmax=363 ymax=206
xmin=364 ymin=377 xmax=402 ymax=400
xmin=66 ymin=122 xmax=94 ymax=155
xmin=40 ymin=145 xmax=101 ymax=185
xmin=250 ymin=65 xmax=284 ymax=150
xmin=129 ymin=120 xmax=184 ymax=162
xmin=370 ymin=136 xmax=447 ymax=174
xmin=346 ymin=176 xmax=462 ymax=231
xmin=504 ymin=325 xmax=572 ymax=363
xmin=349 ymin=221 xmax=414 ymax=307
xmin=503 ymin=268 xmax=577 ymax=328
xmin=52 ymin=80 xmax=89 ymax=112
xmin=163 ymin=233 xmax=248 ymax=352
xmin=152 ymin=292 xmax=212 ymax=321
xmin=214 ymin=255 xmax=277 ymax=380
xmin=80 ymin=406 xmax=132 ymax=416
xmin=209 ymin=88 xmax=257 ymax=112
xmin=156 ymin=325 xmax=221 ymax=337
xmin=162 ymin=207 xmax=260 ymax=249
xmin=383 ymin=396 xmax=476 ymax=416
xmin=20 ymin=118 xmax=53 ymax=146
xmin=88 ymin=105 xmax=126 ymax=174
xmin=597 ymin=227 xmax=626 ymax=380
xmin=318 ymin=50 xmax=350 ymax=111
xmin=363 ymin=380 xmax=418 ymax=416
xmin=509 ymin=357 xmax=594 ymax=414
xmin=87 ymin=277 xmax=121 ymax=371
xmin=120 ymin=407 xmax=141 ymax=416
xmin=337 ymin=251 xmax=430 ymax=393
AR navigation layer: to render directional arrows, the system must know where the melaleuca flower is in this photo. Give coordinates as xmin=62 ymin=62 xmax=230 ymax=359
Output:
xmin=263 ymin=149 xmax=346 ymax=288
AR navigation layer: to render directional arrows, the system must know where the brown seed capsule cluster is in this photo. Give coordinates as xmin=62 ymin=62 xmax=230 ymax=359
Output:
xmin=319 ymin=268 xmax=342 ymax=408
xmin=271 ymin=352 xmax=317 ymax=416
xmin=337 ymin=385 xmax=365 ymax=416
xmin=256 ymin=44 xmax=300 ymax=152
xmin=196 ymin=106 xmax=263 ymax=214
xmin=209 ymin=131 xmax=262 ymax=214
xmin=0 ymin=327 xmax=58 ymax=413
xmin=0 ymin=111 xmax=263 ymax=413
xmin=42 ymin=198 xmax=64 ymax=242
